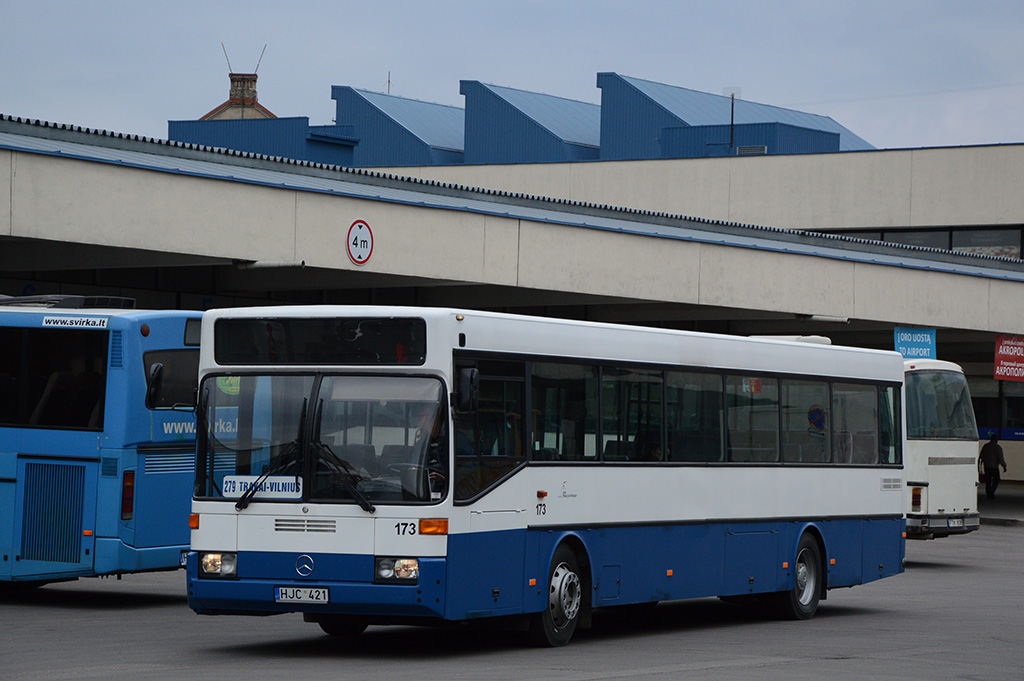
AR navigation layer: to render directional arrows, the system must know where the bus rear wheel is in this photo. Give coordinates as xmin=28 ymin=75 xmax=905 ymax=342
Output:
xmin=773 ymin=533 xmax=822 ymax=620
xmin=528 ymin=544 xmax=583 ymax=647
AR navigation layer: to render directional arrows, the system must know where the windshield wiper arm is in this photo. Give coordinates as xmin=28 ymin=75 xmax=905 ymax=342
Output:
xmin=311 ymin=441 xmax=376 ymax=514
xmin=234 ymin=440 xmax=300 ymax=511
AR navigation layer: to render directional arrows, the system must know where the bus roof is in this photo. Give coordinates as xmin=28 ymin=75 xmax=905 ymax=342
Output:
xmin=201 ymin=305 xmax=904 ymax=382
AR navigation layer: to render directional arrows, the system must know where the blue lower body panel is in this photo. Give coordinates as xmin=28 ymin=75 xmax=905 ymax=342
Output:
xmin=92 ymin=537 xmax=186 ymax=575
xmin=187 ymin=517 xmax=904 ymax=622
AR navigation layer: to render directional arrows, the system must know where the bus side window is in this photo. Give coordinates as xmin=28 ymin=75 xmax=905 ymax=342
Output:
xmin=454 ymin=361 xmax=526 ymax=501
xmin=833 ymin=383 xmax=878 ymax=464
xmin=879 ymin=386 xmax=900 ymax=464
xmin=531 ymin=362 xmax=598 ymax=462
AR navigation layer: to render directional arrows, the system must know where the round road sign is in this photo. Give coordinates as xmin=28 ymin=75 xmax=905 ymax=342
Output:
xmin=347 ymin=220 xmax=374 ymax=265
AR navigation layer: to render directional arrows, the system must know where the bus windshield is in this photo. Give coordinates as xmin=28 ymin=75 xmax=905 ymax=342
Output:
xmin=905 ymin=370 xmax=978 ymax=440
xmin=197 ymin=374 xmax=448 ymax=505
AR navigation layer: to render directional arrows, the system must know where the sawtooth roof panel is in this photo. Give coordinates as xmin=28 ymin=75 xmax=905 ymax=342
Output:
xmin=354 ymin=89 xmax=465 ymax=151
xmin=614 ymin=73 xmax=873 ymax=151
xmin=478 ymin=83 xmax=600 ymax=147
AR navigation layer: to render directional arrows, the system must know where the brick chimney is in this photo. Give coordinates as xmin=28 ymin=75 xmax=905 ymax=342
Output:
xmin=200 ymin=72 xmax=275 ymax=120
xmin=229 ymin=73 xmax=259 ymax=104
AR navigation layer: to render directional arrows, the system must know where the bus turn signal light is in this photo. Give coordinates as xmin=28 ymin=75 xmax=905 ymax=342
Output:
xmin=419 ymin=518 xmax=448 ymax=535
xmin=189 ymin=513 xmax=200 ymax=529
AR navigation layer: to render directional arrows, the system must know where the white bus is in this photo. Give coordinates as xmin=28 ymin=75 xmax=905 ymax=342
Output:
xmin=187 ymin=307 xmax=905 ymax=646
xmin=903 ymin=359 xmax=980 ymax=538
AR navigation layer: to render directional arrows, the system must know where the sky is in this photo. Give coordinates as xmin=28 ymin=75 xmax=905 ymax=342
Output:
xmin=2 ymin=0 xmax=1023 ymax=150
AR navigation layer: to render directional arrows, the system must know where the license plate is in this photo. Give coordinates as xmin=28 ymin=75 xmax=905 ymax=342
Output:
xmin=948 ymin=518 xmax=964 ymax=528
xmin=275 ymin=587 xmax=329 ymax=603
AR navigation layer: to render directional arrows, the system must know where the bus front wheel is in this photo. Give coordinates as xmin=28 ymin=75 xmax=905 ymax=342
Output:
xmin=773 ymin=533 xmax=822 ymax=620
xmin=528 ymin=544 xmax=583 ymax=647
xmin=316 ymin=614 xmax=368 ymax=638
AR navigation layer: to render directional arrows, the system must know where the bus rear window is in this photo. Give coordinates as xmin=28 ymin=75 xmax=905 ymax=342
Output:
xmin=0 ymin=327 xmax=107 ymax=430
xmin=213 ymin=317 xmax=426 ymax=366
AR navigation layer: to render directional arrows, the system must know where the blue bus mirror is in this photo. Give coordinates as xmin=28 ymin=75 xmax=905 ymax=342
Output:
xmin=146 ymin=362 xmax=164 ymax=409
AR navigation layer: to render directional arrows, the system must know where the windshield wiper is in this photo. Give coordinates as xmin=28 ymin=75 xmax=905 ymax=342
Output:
xmin=310 ymin=441 xmax=376 ymax=514
xmin=234 ymin=439 xmax=301 ymax=511
xmin=235 ymin=399 xmax=307 ymax=512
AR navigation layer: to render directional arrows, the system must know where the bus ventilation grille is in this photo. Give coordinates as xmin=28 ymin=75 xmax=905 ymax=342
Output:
xmin=22 ymin=463 xmax=85 ymax=563
xmin=144 ymin=451 xmax=194 ymax=475
xmin=109 ymin=331 xmax=123 ymax=369
xmin=880 ymin=477 xmax=902 ymax=491
xmin=275 ymin=518 xmax=336 ymax=533
xmin=101 ymin=457 xmax=119 ymax=477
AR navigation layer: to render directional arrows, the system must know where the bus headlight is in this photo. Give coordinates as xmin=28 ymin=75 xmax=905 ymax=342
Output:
xmin=375 ymin=557 xmax=419 ymax=583
xmin=200 ymin=552 xmax=237 ymax=578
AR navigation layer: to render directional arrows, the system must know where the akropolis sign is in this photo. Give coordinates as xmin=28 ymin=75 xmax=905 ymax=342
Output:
xmin=994 ymin=334 xmax=1024 ymax=382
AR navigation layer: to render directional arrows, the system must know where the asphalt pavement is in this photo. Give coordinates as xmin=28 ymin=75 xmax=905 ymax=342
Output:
xmin=978 ymin=480 xmax=1024 ymax=526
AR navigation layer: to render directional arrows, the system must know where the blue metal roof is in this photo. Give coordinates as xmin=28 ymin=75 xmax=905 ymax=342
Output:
xmin=605 ymin=73 xmax=874 ymax=152
xmin=5 ymin=115 xmax=1016 ymax=285
xmin=351 ymin=89 xmax=465 ymax=152
xmin=475 ymin=83 xmax=600 ymax=147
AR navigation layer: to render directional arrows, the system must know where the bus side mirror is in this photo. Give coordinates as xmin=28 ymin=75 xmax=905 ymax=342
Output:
xmin=146 ymin=363 xmax=163 ymax=409
xmin=455 ymin=368 xmax=479 ymax=414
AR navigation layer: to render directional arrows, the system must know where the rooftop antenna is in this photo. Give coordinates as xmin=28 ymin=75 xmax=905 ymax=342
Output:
xmin=723 ymin=87 xmax=741 ymax=153
xmin=221 ymin=42 xmax=233 ymax=73
xmin=254 ymin=44 xmax=267 ymax=73
xmin=387 ymin=71 xmax=391 ymax=94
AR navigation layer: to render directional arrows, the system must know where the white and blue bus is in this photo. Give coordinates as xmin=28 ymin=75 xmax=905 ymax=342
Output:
xmin=187 ymin=306 xmax=905 ymax=646
xmin=903 ymin=359 xmax=980 ymax=538
xmin=1 ymin=295 xmax=201 ymax=585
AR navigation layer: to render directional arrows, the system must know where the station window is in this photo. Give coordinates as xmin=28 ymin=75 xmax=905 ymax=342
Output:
xmin=952 ymin=228 xmax=1021 ymax=259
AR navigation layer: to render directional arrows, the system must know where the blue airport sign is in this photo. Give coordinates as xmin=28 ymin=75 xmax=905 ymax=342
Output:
xmin=894 ymin=327 xmax=936 ymax=359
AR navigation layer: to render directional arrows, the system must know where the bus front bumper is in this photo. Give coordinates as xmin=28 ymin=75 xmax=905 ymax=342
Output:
xmin=185 ymin=551 xmax=447 ymax=619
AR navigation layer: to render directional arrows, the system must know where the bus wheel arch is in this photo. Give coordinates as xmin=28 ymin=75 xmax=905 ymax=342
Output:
xmin=773 ymin=530 xmax=825 ymax=620
xmin=529 ymin=537 xmax=591 ymax=646
xmin=800 ymin=524 xmax=829 ymax=602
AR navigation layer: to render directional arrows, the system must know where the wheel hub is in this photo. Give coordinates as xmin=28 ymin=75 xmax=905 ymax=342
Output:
xmin=548 ymin=562 xmax=581 ymax=629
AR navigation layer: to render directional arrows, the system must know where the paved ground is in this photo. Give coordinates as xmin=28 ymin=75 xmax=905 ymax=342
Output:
xmin=978 ymin=480 xmax=1024 ymax=526
xmin=2 ymin=517 xmax=1023 ymax=680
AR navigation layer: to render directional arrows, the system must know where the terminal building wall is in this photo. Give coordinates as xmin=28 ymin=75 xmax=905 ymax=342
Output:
xmin=382 ymin=144 xmax=1024 ymax=232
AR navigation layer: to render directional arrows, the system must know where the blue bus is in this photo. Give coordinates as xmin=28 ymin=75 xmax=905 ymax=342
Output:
xmin=1 ymin=295 xmax=201 ymax=585
xmin=187 ymin=306 xmax=905 ymax=646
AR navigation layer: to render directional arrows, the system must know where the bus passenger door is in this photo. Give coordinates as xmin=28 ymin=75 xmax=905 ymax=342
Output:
xmin=449 ymin=361 xmax=529 ymax=618
xmin=1 ymin=453 xmax=15 ymax=580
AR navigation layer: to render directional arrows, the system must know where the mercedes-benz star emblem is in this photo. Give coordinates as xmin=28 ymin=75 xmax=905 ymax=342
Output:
xmin=295 ymin=554 xmax=315 ymax=577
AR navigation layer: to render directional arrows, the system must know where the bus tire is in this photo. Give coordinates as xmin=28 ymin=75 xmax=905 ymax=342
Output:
xmin=316 ymin=615 xmax=368 ymax=638
xmin=528 ymin=544 xmax=583 ymax=647
xmin=773 ymin=533 xmax=822 ymax=620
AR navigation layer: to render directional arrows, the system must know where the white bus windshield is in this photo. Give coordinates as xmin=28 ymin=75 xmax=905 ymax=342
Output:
xmin=196 ymin=374 xmax=448 ymax=505
xmin=905 ymin=370 xmax=978 ymax=440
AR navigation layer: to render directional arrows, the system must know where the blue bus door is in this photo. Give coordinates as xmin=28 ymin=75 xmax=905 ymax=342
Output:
xmin=1 ymin=454 xmax=15 ymax=580
xmin=10 ymin=457 xmax=98 ymax=580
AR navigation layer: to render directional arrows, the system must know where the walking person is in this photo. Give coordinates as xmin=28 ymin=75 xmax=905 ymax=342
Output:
xmin=979 ymin=434 xmax=1008 ymax=500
